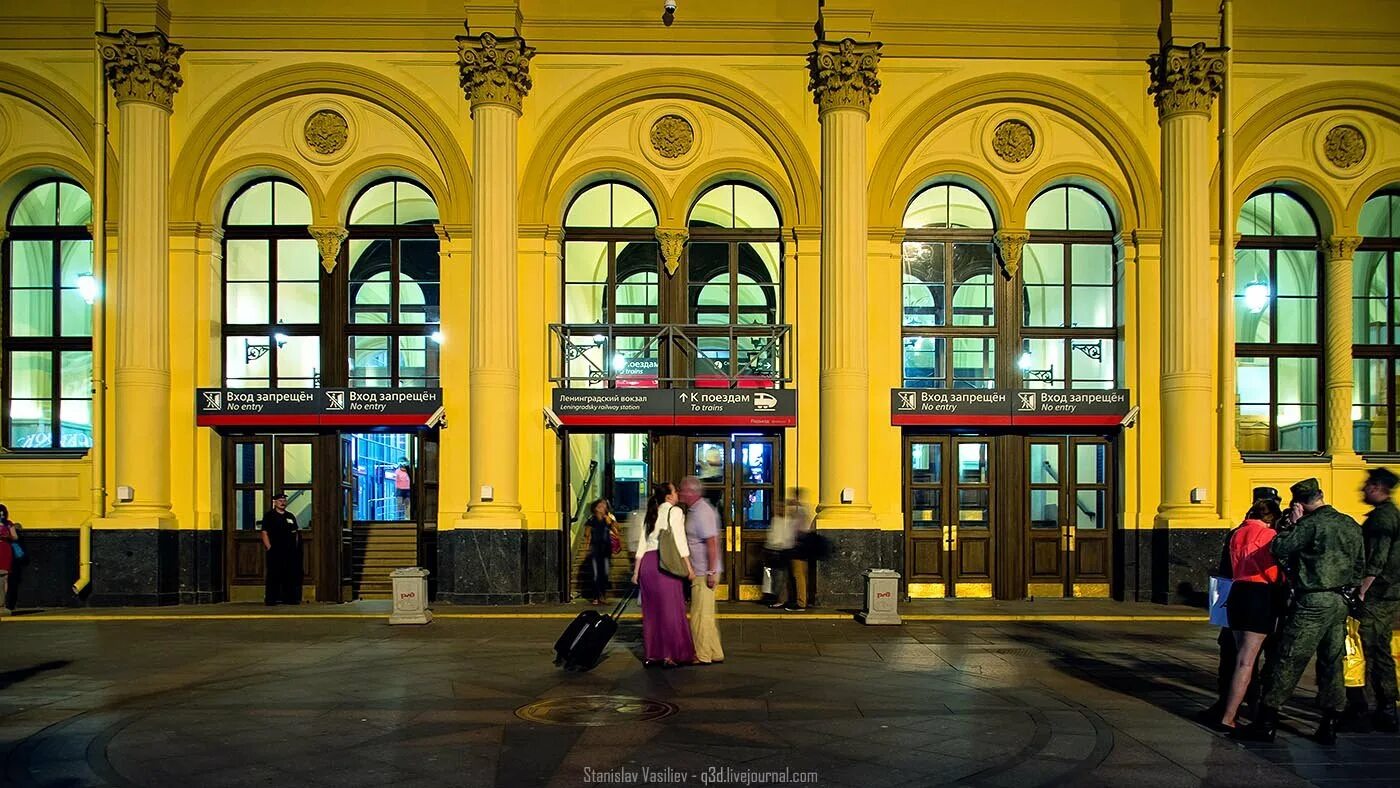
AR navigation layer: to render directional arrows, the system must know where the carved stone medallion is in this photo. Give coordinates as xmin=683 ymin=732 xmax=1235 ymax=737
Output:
xmin=649 ymin=115 xmax=694 ymax=159
xmin=991 ymin=120 xmax=1035 ymax=163
xmin=303 ymin=110 xmax=349 ymax=156
xmin=1323 ymin=125 xmax=1366 ymax=169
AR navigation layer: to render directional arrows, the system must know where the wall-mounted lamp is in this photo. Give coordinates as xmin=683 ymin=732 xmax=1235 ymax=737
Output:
xmin=1244 ymin=281 xmax=1270 ymax=313
xmin=76 ymin=273 xmax=100 ymax=305
xmin=663 ymin=0 xmax=676 ymax=26
xmin=1017 ymin=352 xmax=1034 ymax=371
xmin=273 ymin=332 xmax=290 ymax=348
xmin=430 ymin=330 xmax=444 ymax=345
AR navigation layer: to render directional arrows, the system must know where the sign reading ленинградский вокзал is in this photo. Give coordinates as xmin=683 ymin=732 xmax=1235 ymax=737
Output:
xmin=551 ymin=388 xmax=796 ymax=428
xmin=195 ymin=388 xmax=444 ymax=429
xmin=891 ymin=388 xmax=1131 ymax=427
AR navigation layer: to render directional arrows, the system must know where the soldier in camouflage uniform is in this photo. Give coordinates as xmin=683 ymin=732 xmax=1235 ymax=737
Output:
xmin=1359 ymin=467 xmax=1400 ymax=733
xmin=1237 ymin=478 xmax=1365 ymax=744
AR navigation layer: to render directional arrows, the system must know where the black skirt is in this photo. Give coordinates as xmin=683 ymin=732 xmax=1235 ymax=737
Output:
xmin=1226 ymin=581 xmax=1279 ymax=634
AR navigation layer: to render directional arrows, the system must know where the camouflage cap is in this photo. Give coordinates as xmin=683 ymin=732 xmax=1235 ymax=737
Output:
xmin=1251 ymin=486 xmax=1281 ymax=503
xmin=1366 ymin=467 xmax=1399 ymax=490
xmin=1289 ymin=477 xmax=1322 ymax=503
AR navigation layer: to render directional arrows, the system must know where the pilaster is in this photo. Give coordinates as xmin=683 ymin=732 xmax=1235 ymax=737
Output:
xmin=809 ymin=38 xmax=880 ymax=529
xmin=1323 ymin=236 xmax=1363 ymax=460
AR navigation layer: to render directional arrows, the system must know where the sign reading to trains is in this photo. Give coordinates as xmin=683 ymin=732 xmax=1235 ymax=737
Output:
xmin=196 ymin=388 xmax=444 ymax=429
xmin=552 ymin=389 xmax=796 ymax=428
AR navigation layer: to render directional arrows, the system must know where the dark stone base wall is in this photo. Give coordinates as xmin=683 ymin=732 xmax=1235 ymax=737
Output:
xmin=177 ymin=531 xmax=225 ymax=604
xmin=435 ymin=529 xmax=562 ymax=605
xmin=1117 ymin=526 xmax=1227 ymax=608
xmin=813 ymin=529 xmax=904 ymax=609
xmin=88 ymin=529 xmax=181 ymax=606
xmin=10 ymin=530 xmax=80 ymax=608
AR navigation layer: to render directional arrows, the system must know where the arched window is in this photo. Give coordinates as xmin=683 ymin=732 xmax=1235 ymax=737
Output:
xmin=687 ymin=182 xmax=783 ymax=383
xmin=1234 ymin=189 xmax=1323 ymax=453
xmin=222 ymin=178 xmax=319 ymax=388
xmin=2 ymin=178 xmax=94 ymax=448
xmin=1354 ymin=190 xmax=1400 ymax=454
xmin=901 ymin=183 xmax=996 ymax=388
xmin=1020 ymin=185 xmax=1117 ymax=390
xmin=346 ymin=178 xmax=441 ymax=388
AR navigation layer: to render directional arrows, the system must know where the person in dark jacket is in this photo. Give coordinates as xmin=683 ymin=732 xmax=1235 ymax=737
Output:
xmin=260 ymin=492 xmax=302 ymax=606
xmin=584 ymin=499 xmax=618 ymax=605
xmin=1237 ymin=478 xmax=1365 ymax=744
xmin=1358 ymin=467 xmax=1400 ymax=733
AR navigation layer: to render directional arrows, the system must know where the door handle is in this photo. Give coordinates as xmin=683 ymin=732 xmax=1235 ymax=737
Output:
xmin=945 ymin=524 xmax=957 ymax=550
xmin=1066 ymin=525 xmax=1077 ymax=552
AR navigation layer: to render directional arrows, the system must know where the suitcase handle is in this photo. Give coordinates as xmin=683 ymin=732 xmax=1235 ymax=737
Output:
xmin=609 ymin=585 xmax=638 ymax=620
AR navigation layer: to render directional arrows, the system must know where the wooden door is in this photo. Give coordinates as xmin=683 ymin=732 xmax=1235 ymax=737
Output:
xmin=226 ymin=436 xmax=273 ymax=595
xmin=949 ymin=438 xmax=994 ymax=597
xmin=1068 ymin=437 xmax=1112 ymax=597
xmin=1025 ymin=437 xmax=1068 ymax=597
xmin=731 ymin=435 xmax=778 ymax=601
xmin=903 ymin=436 xmax=949 ymax=597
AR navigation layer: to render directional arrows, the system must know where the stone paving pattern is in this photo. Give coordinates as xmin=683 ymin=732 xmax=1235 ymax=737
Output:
xmin=2 ymin=611 xmax=1398 ymax=787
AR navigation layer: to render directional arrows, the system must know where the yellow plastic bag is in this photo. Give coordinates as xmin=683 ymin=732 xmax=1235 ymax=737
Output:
xmin=1345 ymin=617 xmax=1366 ymax=688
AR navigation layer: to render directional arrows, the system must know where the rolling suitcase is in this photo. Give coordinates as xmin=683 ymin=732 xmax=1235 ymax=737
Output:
xmin=553 ymin=608 xmax=602 ymax=665
xmin=559 ymin=586 xmax=637 ymax=671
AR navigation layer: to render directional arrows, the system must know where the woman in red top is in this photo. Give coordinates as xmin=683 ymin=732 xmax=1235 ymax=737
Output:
xmin=1219 ymin=498 xmax=1285 ymax=729
xmin=0 ymin=503 xmax=20 ymax=615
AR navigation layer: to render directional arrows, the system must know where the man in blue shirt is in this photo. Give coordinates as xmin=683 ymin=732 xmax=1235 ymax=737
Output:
xmin=680 ymin=476 xmax=724 ymax=664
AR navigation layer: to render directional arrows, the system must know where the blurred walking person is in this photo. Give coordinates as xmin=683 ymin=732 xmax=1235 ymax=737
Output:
xmin=585 ymin=499 xmax=618 ymax=605
xmin=1358 ymin=467 xmax=1400 ymax=733
xmin=680 ymin=477 xmax=724 ymax=664
xmin=632 ymin=483 xmax=695 ymax=667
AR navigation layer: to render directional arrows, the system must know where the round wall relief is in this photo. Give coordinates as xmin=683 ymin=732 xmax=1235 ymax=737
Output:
xmin=649 ymin=114 xmax=694 ymax=159
xmin=304 ymin=110 xmax=349 ymax=156
xmin=1323 ymin=124 xmax=1366 ymax=169
xmin=991 ymin=119 xmax=1035 ymax=163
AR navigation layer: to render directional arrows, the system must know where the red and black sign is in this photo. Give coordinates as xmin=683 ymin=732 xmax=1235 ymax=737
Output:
xmin=552 ymin=388 xmax=796 ymax=428
xmin=196 ymin=388 xmax=444 ymax=430
xmin=891 ymin=388 xmax=1131 ymax=429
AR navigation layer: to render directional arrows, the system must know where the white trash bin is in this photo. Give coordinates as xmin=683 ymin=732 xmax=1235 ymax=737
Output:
xmin=856 ymin=568 xmax=902 ymax=625
xmin=389 ymin=567 xmax=432 ymax=625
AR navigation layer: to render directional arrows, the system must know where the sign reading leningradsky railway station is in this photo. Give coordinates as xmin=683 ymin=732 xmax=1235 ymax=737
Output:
xmin=891 ymin=388 xmax=1131 ymax=428
xmin=196 ymin=388 xmax=444 ymax=429
xmin=552 ymin=388 xmax=796 ymax=428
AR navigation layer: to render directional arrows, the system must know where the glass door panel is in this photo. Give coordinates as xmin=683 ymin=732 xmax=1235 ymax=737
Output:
xmin=1026 ymin=439 xmax=1067 ymax=596
xmin=1070 ymin=438 xmax=1111 ymax=596
xmin=735 ymin=436 xmax=778 ymax=600
xmin=904 ymin=437 xmax=948 ymax=597
xmin=950 ymin=438 xmax=993 ymax=597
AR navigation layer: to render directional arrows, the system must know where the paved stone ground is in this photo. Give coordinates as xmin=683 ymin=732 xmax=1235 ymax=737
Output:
xmin=1 ymin=613 xmax=1397 ymax=787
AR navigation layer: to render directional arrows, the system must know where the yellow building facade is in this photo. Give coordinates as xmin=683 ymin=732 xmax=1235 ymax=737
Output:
xmin=1 ymin=0 xmax=1398 ymax=607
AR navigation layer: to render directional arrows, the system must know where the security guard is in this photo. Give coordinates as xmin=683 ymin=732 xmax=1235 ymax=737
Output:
xmin=1200 ymin=486 xmax=1283 ymax=723
xmin=1238 ymin=478 xmax=1364 ymax=744
xmin=260 ymin=492 xmax=302 ymax=606
xmin=1359 ymin=467 xmax=1400 ymax=732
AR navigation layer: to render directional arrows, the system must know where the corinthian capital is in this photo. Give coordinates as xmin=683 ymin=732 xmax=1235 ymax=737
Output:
xmin=807 ymin=38 xmax=882 ymax=116
xmin=994 ymin=230 xmax=1030 ymax=278
xmin=97 ymin=29 xmax=184 ymax=110
xmin=1146 ymin=42 xmax=1225 ymax=120
xmin=456 ymin=32 xmax=535 ymax=114
xmin=1323 ymin=235 xmax=1363 ymax=262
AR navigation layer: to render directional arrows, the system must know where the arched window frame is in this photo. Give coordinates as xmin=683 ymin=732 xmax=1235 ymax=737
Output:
xmin=1353 ymin=189 xmax=1400 ymax=455
xmin=221 ymin=177 xmax=320 ymax=389
xmin=2 ymin=177 xmax=94 ymax=450
xmin=685 ymin=181 xmax=783 ymax=327
xmin=562 ymin=181 xmax=661 ymax=326
xmin=900 ymin=182 xmax=998 ymax=389
xmin=345 ymin=177 xmax=442 ymax=389
xmin=1233 ymin=188 xmax=1324 ymax=454
xmin=1021 ymin=185 xmax=1119 ymax=391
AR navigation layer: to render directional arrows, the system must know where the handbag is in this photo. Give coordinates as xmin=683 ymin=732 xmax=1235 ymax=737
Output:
xmin=1208 ymin=576 xmax=1232 ymax=628
xmin=609 ymin=524 xmax=622 ymax=555
xmin=657 ymin=507 xmax=688 ymax=578
xmin=761 ymin=566 xmax=774 ymax=595
xmin=10 ymin=541 xmax=23 ymax=561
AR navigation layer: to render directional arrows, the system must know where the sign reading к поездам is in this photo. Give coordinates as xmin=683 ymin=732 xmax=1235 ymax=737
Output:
xmin=890 ymin=388 xmax=1130 ymax=427
xmin=195 ymin=388 xmax=444 ymax=429
xmin=552 ymin=388 xmax=796 ymax=428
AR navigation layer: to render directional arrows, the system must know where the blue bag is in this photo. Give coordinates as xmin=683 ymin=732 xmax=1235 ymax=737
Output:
xmin=10 ymin=541 xmax=23 ymax=561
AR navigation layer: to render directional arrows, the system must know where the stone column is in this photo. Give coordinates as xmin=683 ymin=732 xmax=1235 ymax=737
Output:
xmin=1323 ymin=236 xmax=1363 ymax=457
xmin=456 ymin=32 xmax=533 ymax=529
xmin=98 ymin=29 xmax=183 ymax=527
xmin=809 ymin=38 xmax=880 ymax=527
xmin=1147 ymin=42 xmax=1225 ymax=524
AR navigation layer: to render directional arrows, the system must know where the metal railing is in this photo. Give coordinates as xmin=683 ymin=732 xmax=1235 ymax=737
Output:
xmin=549 ymin=323 xmax=791 ymax=388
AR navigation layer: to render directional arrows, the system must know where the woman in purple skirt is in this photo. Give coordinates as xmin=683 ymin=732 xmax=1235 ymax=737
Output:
xmin=632 ymin=482 xmax=696 ymax=667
